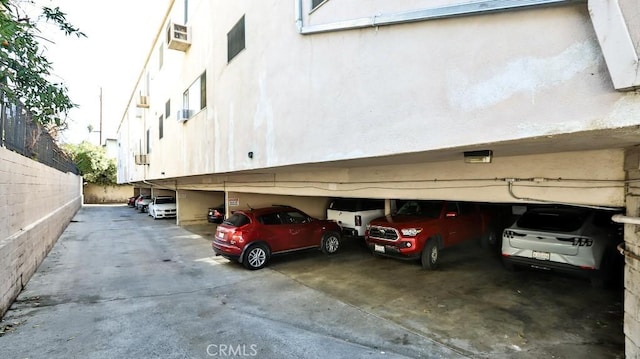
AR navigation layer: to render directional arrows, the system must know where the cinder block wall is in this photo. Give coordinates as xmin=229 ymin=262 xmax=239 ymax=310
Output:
xmin=0 ymin=147 xmax=82 ymax=318
xmin=83 ymin=183 xmax=134 ymax=204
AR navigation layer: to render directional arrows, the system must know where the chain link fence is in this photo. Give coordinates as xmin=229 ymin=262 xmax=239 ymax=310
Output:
xmin=1 ymin=100 xmax=79 ymax=175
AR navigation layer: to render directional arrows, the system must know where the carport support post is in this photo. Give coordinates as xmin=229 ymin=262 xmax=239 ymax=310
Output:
xmin=624 ymin=146 xmax=640 ymax=358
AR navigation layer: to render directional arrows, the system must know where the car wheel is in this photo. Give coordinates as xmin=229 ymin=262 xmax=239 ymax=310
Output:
xmin=321 ymin=232 xmax=341 ymax=254
xmin=421 ymin=239 xmax=438 ymax=270
xmin=243 ymin=244 xmax=269 ymax=270
xmin=481 ymin=228 xmax=498 ymax=250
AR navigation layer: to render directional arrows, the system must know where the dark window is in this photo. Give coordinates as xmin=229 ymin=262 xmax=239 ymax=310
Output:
xmin=155 ymin=197 xmax=175 ymax=204
xmin=223 ymin=213 xmax=250 ymax=227
xmin=445 ymin=202 xmax=458 ymax=213
xmin=516 ymin=209 xmax=588 ymax=232
xmin=259 ymin=213 xmax=281 ymax=225
xmin=146 ymin=129 xmax=150 ymax=153
xmin=227 ymin=15 xmax=245 ymax=62
xmin=200 ymin=72 xmax=207 ymax=109
xmin=397 ymin=201 xmax=443 ymax=218
xmin=363 ymin=199 xmax=384 ymax=211
xmin=282 ymin=211 xmax=307 ymax=224
xmin=329 ymin=199 xmax=358 ymax=212
xmin=312 ymin=0 xmax=324 ymax=10
xmin=165 ymin=100 xmax=171 ymax=118
xmin=158 ymin=115 xmax=163 ymax=139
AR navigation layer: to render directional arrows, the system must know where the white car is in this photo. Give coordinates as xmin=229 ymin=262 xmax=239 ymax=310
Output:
xmin=148 ymin=196 xmax=177 ymax=219
xmin=501 ymin=206 xmax=623 ymax=287
xmin=326 ymin=198 xmax=385 ymax=238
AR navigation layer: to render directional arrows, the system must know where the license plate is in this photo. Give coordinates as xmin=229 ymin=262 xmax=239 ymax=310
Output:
xmin=532 ymin=251 xmax=550 ymax=260
xmin=374 ymin=244 xmax=385 ymax=253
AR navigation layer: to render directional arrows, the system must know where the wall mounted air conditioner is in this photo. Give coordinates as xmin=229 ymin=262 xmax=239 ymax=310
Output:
xmin=166 ymin=22 xmax=191 ymax=51
xmin=136 ymin=95 xmax=149 ymax=108
xmin=177 ymin=109 xmax=192 ymax=122
xmin=134 ymin=154 xmax=149 ymax=165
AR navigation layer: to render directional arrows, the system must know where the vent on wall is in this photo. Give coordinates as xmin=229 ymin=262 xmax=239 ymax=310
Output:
xmin=134 ymin=154 xmax=149 ymax=165
xmin=167 ymin=22 xmax=191 ymax=51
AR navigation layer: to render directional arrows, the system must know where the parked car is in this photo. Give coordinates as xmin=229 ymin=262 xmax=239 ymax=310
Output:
xmin=365 ymin=200 xmax=497 ymax=269
xmin=136 ymin=195 xmax=152 ymax=212
xmin=501 ymin=206 xmax=623 ymax=286
xmin=207 ymin=203 xmax=226 ymax=224
xmin=127 ymin=196 xmax=138 ymax=207
xmin=212 ymin=205 xmax=342 ymax=270
xmin=326 ymin=198 xmax=385 ymax=238
xmin=148 ymin=196 xmax=177 ymax=219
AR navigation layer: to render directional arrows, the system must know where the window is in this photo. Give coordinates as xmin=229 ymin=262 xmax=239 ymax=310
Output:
xmin=165 ymin=100 xmax=171 ymax=118
xmin=158 ymin=115 xmax=164 ymax=139
xmin=259 ymin=213 xmax=281 ymax=225
xmin=182 ymin=71 xmax=207 ymax=114
xmin=227 ymin=15 xmax=245 ymax=62
xmin=200 ymin=72 xmax=206 ymax=109
xmin=311 ymin=0 xmax=325 ymax=10
xmin=146 ymin=129 xmax=151 ymax=154
xmin=158 ymin=44 xmax=163 ymax=69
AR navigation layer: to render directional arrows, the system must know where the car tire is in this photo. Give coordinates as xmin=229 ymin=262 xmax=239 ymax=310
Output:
xmin=242 ymin=244 xmax=269 ymax=270
xmin=321 ymin=232 xmax=341 ymax=254
xmin=421 ymin=239 xmax=438 ymax=270
xmin=481 ymin=228 xmax=499 ymax=250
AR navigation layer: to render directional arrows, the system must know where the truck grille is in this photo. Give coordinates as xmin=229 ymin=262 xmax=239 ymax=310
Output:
xmin=369 ymin=226 xmax=398 ymax=241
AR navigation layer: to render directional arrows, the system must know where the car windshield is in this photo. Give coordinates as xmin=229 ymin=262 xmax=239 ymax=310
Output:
xmin=223 ymin=213 xmax=250 ymax=227
xmin=516 ymin=209 xmax=587 ymax=232
xmin=396 ymin=201 xmax=443 ymax=218
xmin=155 ymin=197 xmax=175 ymax=204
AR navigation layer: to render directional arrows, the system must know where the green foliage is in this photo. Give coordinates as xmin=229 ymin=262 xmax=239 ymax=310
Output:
xmin=0 ymin=0 xmax=86 ymax=129
xmin=63 ymin=141 xmax=116 ymax=185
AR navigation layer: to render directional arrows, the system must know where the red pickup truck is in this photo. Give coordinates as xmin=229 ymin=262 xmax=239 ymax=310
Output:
xmin=365 ymin=200 xmax=497 ymax=269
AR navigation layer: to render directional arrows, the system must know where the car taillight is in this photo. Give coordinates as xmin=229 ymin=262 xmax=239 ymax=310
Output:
xmin=230 ymin=231 xmax=245 ymax=245
xmin=355 ymin=215 xmax=362 ymax=227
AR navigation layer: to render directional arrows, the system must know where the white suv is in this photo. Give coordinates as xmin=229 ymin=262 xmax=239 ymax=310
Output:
xmin=326 ymin=198 xmax=385 ymax=238
xmin=501 ymin=206 xmax=623 ymax=286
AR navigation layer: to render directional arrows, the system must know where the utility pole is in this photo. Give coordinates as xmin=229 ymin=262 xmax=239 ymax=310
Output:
xmin=99 ymin=86 xmax=103 ymax=146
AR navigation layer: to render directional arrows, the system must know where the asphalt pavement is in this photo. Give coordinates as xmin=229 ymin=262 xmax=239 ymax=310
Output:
xmin=0 ymin=205 xmax=463 ymax=358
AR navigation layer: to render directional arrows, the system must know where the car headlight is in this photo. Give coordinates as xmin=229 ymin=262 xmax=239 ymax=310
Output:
xmin=401 ymin=228 xmax=422 ymax=236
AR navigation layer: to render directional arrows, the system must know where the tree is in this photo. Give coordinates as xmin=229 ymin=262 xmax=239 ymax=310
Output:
xmin=0 ymin=0 xmax=85 ymax=130
xmin=63 ymin=141 xmax=116 ymax=185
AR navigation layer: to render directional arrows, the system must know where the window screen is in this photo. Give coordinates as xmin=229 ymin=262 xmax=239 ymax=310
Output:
xmin=227 ymin=15 xmax=245 ymax=62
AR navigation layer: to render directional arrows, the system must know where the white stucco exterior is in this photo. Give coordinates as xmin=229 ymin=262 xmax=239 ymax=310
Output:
xmin=115 ymin=2 xmax=640 ymax=354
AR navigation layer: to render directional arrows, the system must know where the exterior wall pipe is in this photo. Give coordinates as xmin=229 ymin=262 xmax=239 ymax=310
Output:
xmin=296 ymin=0 xmax=586 ymax=35
xmin=612 ymin=214 xmax=640 ymax=226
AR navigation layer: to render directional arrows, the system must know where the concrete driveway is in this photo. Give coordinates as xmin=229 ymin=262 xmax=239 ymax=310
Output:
xmin=0 ymin=205 xmax=623 ymax=358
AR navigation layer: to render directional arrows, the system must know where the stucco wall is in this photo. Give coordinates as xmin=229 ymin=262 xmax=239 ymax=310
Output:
xmin=624 ymin=147 xmax=640 ymax=358
xmin=0 ymin=147 xmax=82 ymax=317
xmin=84 ymin=183 xmax=134 ymax=204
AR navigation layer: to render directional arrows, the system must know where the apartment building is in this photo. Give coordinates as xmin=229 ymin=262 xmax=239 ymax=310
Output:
xmin=116 ymin=1 xmax=640 ymax=355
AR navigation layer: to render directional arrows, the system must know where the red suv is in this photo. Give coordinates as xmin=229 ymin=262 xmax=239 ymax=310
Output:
xmin=212 ymin=206 xmax=342 ymax=270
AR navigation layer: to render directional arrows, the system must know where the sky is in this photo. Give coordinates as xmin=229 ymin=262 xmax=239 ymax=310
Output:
xmin=33 ymin=0 xmax=171 ymax=145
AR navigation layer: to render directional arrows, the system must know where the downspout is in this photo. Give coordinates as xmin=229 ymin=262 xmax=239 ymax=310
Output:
xmin=296 ymin=0 xmax=586 ymax=35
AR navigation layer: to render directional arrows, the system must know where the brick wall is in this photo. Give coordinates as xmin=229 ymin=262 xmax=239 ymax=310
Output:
xmin=0 ymin=147 xmax=82 ymax=317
